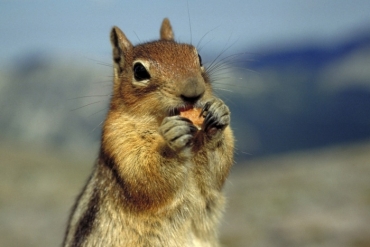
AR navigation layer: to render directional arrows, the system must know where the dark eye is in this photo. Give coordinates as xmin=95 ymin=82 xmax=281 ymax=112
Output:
xmin=133 ymin=63 xmax=151 ymax=81
xmin=198 ymin=54 xmax=203 ymax=67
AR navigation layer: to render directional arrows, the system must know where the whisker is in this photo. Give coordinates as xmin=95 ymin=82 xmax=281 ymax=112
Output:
xmin=84 ymin=57 xmax=113 ymax=67
xmin=213 ymin=87 xmax=234 ymax=93
xmin=186 ymin=0 xmax=192 ymax=44
xmin=70 ymin=101 xmax=103 ymax=111
xmin=68 ymin=95 xmax=111 ymax=100
xmin=196 ymin=26 xmax=221 ymax=52
xmin=206 ymin=52 xmax=249 ymax=74
xmin=206 ymin=35 xmax=239 ymax=72
xmin=94 ymin=80 xmax=112 ymax=84
xmin=91 ymin=119 xmax=105 ymax=134
xmin=212 ymin=80 xmax=245 ymax=87
xmin=87 ymin=107 xmax=109 ymax=118
xmin=133 ymin=31 xmax=141 ymax=43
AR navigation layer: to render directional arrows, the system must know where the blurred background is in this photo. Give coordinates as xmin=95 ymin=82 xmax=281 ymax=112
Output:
xmin=1 ymin=1 xmax=370 ymax=246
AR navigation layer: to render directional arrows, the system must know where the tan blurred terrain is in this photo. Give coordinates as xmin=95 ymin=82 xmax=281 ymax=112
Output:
xmin=1 ymin=141 xmax=369 ymax=247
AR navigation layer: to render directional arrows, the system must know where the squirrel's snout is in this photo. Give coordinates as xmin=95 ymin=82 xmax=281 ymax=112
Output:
xmin=180 ymin=78 xmax=205 ymax=104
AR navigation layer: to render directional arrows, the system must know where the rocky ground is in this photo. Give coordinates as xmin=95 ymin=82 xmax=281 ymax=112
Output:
xmin=1 ymin=141 xmax=369 ymax=247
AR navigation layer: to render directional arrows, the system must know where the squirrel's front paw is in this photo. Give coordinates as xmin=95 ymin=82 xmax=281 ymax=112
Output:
xmin=160 ymin=116 xmax=198 ymax=151
xmin=201 ymin=99 xmax=230 ymax=136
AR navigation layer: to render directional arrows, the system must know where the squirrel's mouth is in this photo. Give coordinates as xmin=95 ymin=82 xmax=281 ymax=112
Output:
xmin=170 ymin=104 xmax=196 ymax=116
xmin=177 ymin=105 xmax=194 ymax=114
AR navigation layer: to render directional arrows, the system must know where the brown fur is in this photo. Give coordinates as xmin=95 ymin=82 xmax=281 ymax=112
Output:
xmin=63 ymin=18 xmax=234 ymax=247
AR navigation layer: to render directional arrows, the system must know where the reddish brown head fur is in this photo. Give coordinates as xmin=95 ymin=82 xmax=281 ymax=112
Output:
xmin=109 ymin=19 xmax=212 ymax=122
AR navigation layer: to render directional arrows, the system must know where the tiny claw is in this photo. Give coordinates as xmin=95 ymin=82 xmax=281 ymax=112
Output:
xmin=200 ymin=102 xmax=211 ymax=118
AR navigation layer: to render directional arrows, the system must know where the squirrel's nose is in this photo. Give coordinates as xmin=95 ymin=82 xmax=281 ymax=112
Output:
xmin=180 ymin=78 xmax=205 ymax=103
xmin=181 ymin=94 xmax=203 ymax=104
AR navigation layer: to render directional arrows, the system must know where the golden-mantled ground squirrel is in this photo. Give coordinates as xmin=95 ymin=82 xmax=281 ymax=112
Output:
xmin=63 ymin=18 xmax=234 ymax=247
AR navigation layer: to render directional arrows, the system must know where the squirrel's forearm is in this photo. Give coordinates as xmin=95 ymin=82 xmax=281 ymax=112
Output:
xmin=192 ymin=126 xmax=234 ymax=193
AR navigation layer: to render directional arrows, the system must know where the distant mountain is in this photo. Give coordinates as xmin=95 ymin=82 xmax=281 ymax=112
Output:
xmin=245 ymin=29 xmax=370 ymax=70
xmin=229 ymin=29 xmax=370 ymax=161
xmin=0 ymin=56 xmax=110 ymax=153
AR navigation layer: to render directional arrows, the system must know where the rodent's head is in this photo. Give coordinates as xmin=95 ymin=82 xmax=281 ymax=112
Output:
xmin=109 ymin=18 xmax=213 ymax=122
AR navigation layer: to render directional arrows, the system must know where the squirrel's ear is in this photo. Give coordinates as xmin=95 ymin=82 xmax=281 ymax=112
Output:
xmin=110 ymin=26 xmax=133 ymax=75
xmin=160 ymin=18 xmax=174 ymax=41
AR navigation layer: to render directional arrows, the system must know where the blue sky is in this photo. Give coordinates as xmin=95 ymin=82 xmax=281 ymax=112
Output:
xmin=1 ymin=0 xmax=370 ymax=67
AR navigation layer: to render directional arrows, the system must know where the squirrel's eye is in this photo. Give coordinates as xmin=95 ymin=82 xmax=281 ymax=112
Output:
xmin=133 ymin=63 xmax=151 ymax=81
xmin=198 ymin=54 xmax=203 ymax=67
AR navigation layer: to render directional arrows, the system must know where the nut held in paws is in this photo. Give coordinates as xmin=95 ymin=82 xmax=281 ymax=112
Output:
xmin=180 ymin=108 xmax=204 ymax=129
